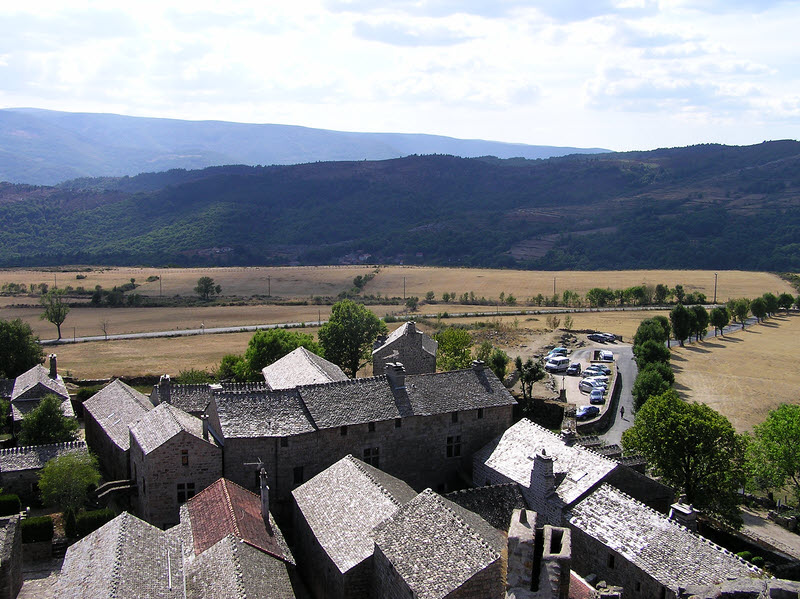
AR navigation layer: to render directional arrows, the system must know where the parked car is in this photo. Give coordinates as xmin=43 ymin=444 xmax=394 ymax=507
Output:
xmin=576 ymin=405 xmax=600 ymax=420
xmin=566 ymin=362 xmax=582 ymax=376
xmin=582 ymin=365 xmax=606 ymax=377
xmin=587 ymin=333 xmax=606 ymax=343
xmin=579 ymin=378 xmax=608 ymax=393
xmin=599 ymin=350 xmax=614 ymax=362
xmin=545 ymin=356 xmax=570 ymax=373
xmin=590 ymin=364 xmax=612 ymax=375
xmin=589 ymin=389 xmax=606 ymax=404
xmin=546 ymin=347 xmax=569 ymax=358
xmin=601 ymin=333 xmax=617 ymax=342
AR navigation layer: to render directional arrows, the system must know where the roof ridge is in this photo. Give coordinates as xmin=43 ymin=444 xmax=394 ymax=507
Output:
xmin=346 ymin=455 xmax=402 ymax=507
xmin=109 ymin=513 xmax=130 ymax=598
xmin=519 ymin=418 xmax=619 ymax=467
xmin=221 ymin=480 xmax=242 ymax=538
xmin=0 ymin=440 xmax=86 ymax=455
xmin=425 ymin=490 xmax=501 ymax=560
xmin=118 ymin=380 xmax=153 ymax=410
xmin=227 ymin=536 xmax=248 ymax=599
xmin=298 ymin=374 xmax=385 ymax=391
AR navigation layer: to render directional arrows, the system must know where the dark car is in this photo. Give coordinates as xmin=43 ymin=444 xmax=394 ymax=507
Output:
xmin=566 ymin=362 xmax=582 ymax=376
xmin=576 ymin=405 xmax=601 ymax=420
xmin=587 ymin=333 xmax=606 ymax=343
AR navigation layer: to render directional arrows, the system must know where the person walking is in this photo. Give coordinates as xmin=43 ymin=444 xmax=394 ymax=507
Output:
xmin=620 ymin=406 xmax=625 ymax=419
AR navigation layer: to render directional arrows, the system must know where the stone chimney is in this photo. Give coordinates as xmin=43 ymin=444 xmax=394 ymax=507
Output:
xmin=471 ymin=359 xmax=485 ymax=371
xmin=531 ymin=449 xmax=556 ymax=499
xmin=385 ymin=362 xmax=406 ymax=390
xmin=49 ymin=354 xmax=57 ymax=378
xmin=201 ymin=414 xmax=209 ymax=441
xmin=407 ymin=321 xmax=416 ymax=334
xmin=668 ymin=502 xmax=698 ymax=532
xmin=157 ymin=374 xmax=171 ymax=405
xmin=373 ymin=334 xmax=388 ymax=351
xmin=259 ymin=468 xmax=270 ymax=520
xmin=506 ymin=509 xmax=536 ymax=592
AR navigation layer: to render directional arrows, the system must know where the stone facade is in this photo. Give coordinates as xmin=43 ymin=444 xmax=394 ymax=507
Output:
xmin=372 ymin=321 xmax=437 ymax=375
xmin=0 ymin=516 xmax=21 ymax=599
xmin=0 ymin=442 xmax=87 ymax=503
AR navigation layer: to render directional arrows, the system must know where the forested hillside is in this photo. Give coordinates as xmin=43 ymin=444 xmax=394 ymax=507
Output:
xmin=1 ymin=141 xmax=799 ymax=270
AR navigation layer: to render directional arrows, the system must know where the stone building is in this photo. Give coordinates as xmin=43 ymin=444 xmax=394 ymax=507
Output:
xmin=149 ymin=375 xmax=213 ymax=417
xmin=372 ymin=321 xmax=437 ymax=375
xmin=82 ymin=380 xmax=153 ymax=481
xmin=129 ymin=403 xmax=222 ymax=528
xmin=0 ymin=441 xmax=87 ymax=503
xmin=262 ymin=346 xmax=348 ymax=390
xmin=473 ymin=419 xmax=673 ymax=525
xmin=9 ymin=356 xmax=73 ymax=430
xmin=566 ymin=484 xmax=761 ymax=599
xmin=0 ymin=516 xmax=21 ymax=599
xmin=292 ymin=455 xmax=417 ymax=599
xmin=205 ymin=361 xmax=515 ymax=511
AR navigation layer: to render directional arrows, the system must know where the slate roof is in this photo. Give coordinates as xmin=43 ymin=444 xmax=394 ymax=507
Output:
xmin=262 ymin=347 xmax=347 ymax=390
xmin=186 ymin=535 xmax=296 ymax=599
xmin=56 ymin=511 xmax=185 ymax=599
xmin=11 ymin=364 xmax=68 ymax=401
xmin=186 ymin=478 xmax=293 ymax=565
xmin=403 ymin=366 xmax=515 ymax=415
xmin=475 ymin=419 xmax=617 ymax=507
xmin=213 ymin=389 xmax=316 ymax=438
xmin=83 ymin=380 xmax=154 ymax=452
xmin=161 ymin=383 xmax=213 ymax=414
xmin=129 ymin=403 xmax=206 ymax=455
xmin=567 ymin=484 xmax=761 ymax=591
xmin=445 ymin=483 xmax=528 ymax=531
xmin=10 ymin=395 xmax=75 ymax=421
xmin=292 ymin=455 xmax=417 ymax=574
xmin=297 ymin=377 xmax=402 ymax=428
xmin=373 ymin=488 xmax=505 ymax=599
xmin=373 ymin=321 xmax=438 ymax=356
xmin=0 ymin=441 xmax=86 ymax=473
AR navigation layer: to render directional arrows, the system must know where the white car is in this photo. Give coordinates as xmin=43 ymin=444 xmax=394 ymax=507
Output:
xmin=579 ymin=378 xmax=608 ymax=393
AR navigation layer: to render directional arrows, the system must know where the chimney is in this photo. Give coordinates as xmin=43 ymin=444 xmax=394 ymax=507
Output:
xmin=385 ymin=362 xmax=406 ymax=390
xmin=668 ymin=502 xmax=698 ymax=532
xmin=531 ymin=449 xmax=556 ymax=498
xmin=407 ymin=321 xmax=416 ymax=334
xmin=373 ymin=334 xmax=388 ymax=351
xmin=158 ymin=374 xmax=171 ymax=405
xmin=259 ymin=468 xmax=270 ymax=520
xmin=201 ymin=414 xmax=209 ymax=441
xmin=471 ymin=359 xmax=486 ymax=371
xmin=49 ymin=354 xmax=57 ymax=378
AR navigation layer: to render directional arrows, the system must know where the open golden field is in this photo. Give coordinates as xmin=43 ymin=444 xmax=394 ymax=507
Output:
xmin=0 ymin=266 xmax=791 ymax=301
xmin=671 ymin=313 xmax=800 ymax=432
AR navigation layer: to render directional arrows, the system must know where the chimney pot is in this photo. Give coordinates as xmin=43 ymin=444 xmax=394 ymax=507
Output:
xmin=201 ymin=415 xmax=209 ymax=441
xmin=158 ymin=374 xmax=171 ymax=405
xmin=385 ymin=362 xmax=406 ymax=390
xmin=407 ymin=321 xmax=416 ymax=333
xmin=259 ymin=468 xmax=270 ymax=520
xmin=471 ymin=359 xmax=485 ymax=371
xmin=49 ymin=354 xmax=57 ymax=378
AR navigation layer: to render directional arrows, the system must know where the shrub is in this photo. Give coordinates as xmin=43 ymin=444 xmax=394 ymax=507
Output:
xmin=76 ymin=508 xmax=115 ymax=538
xmin=751 ymin=556 xmax=765 ymax=568
xmin=736 ymin=550 xmax=753 ymax=561
xmin=64 ymin=508 xmax=77 ymax=538
xmin=0 ymin=494 xmax=21 ymax=516
xmin=383 ymin=314 xmax=399 ymax=323
xmin=21 ymin=516 xmax=54 ymax=543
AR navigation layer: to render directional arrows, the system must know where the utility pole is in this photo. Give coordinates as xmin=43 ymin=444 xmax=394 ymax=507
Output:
xmin=713 ymin=273 xmax=718 ymax=305
xmin=268 ymin=276 xmax=271 ymax=297
xmin=553 ymin=277 xmax=556 ymax=297
xmin=159 ymin=275 xmax=162 ymax=297
xmin=403 ymin=277 xmax=406 ymax=300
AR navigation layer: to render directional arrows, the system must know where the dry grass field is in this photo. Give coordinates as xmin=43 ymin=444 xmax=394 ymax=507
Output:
xmin=671 ymin=313 xmax=800 ymax=432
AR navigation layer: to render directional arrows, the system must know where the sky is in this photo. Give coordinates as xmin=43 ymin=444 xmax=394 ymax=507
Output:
xmin=1 ymin=1 xmax=799 ymax=151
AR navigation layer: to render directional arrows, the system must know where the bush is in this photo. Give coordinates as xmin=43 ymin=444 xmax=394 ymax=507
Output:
xmin=75 ymin=385 xmax=102 ymax=402
xmin=751 ymin=556 xmax=765 ymax=568
xmin=0 ymin=494 xmax=20 ymax=516
xmin=64 ymin=509 xmax=77 ymax=538
xmin=736 ymin=550 xmax=753 ymax=561
xmin=21 ymin=516 xmax=54 ymax=543
xmin=383 ymin=314 xmax=399 ymax=323
xmin=76 ymin=508 xmax=115 ymax=538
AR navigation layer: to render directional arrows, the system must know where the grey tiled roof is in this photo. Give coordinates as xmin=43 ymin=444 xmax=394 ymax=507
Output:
xmin=11 ymin=364 xmax=68 ymax=401
xmin=445 ymin=483 xmax=528 ymax=531
xmin=403 ymin=366 xmax=515 ymax=414
xmin=129 ymin=403 xmax=205 ymax=455
xmin=0 ymin=441 xmax=86 ymax=473
xmin=262 ymin=347 xmax=347 ymax=390
xmin=162 ymin=383 xmax=213 ymax=414
xmin=373 ymin=489 xmax=504 ymax=599
xmin=475 ymin=419 xmax=617 ymax=507
xmin=83 ymin=380 xmax=153 ymax=452
xmin=568 ymin=484 xmax=761 ymax=591
xmin=373 ymin=321 xmax=438 ymax=356
xmin=298 ymin=377 xmax=401 ymax=428
xmin=186 ymin=535 xmax=296 ymax=599
xmin=56 ymin=511 xmax=185 ymax=599
xmin=214 ymin=389 xmax=316 ymax=438
xmin=11 ymin=395 xmax=75 ymax=421
xmin=292 ymin=455 xmax=417 ymax=574
xmin=0 ymin=379 xmax=13 ymax=400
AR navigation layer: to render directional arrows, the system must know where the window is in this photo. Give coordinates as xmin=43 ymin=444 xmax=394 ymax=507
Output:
xmin=635 ymin=582 xmax=641 ymax=593
xmin=451 ymin=411 xmax=458 ymax=423
xmin=177 ymin=482 xmax=196 ymax=504
xmin=446 ymin=435 xmax=461 ymax=458
xmin=142 ymin=478 xmax=146 ymax=495
xmin=293 ymin=466 xmax=304 ymax=485
xmin=340 ymin=425 xmax=348 ymax=436
xmin=477 ymin=408 xmax=484 ymax=419
xmin=280 ymin=437 xmax=288 ymax=448
xmin=395 ymin=418 xmax=402 ymax=428
xmin=363 ymin=447 xmax=380 ymax=468
xmin=607 ymin=554 xmax=615 ymax=569
xmin=368 ymin=422 xmax=376 ymax=432
xmin=181 ymin=450 xmax=189 ymax=466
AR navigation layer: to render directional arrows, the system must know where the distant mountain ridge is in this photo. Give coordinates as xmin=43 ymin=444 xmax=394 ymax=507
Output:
xmin=1 ymin=141 xmax=799 ymax=271
xmin=0 ymin=108 xmax=608 ymax=185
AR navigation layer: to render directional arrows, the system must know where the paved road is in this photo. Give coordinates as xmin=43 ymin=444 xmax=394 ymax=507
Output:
xmin=598 ymin=344 xmax=636 ymax=445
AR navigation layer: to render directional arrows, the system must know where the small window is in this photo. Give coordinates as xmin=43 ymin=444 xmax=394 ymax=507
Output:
xmin=395 ymin=418 xmax=402 ymax=428
xmin=607 ymin=553 xmax=615 ymax=569
xmin=446 ymin=435 xmax=461 ymax=458
xmin=451 ymin=412 xmax=458 ymax=423
xmin=142 ymin=478 xmax=146 ymax=495
xmin=363 ymin=447 xmax=380 ymax=468
xmin=368 ymin=422 xmax=376 ymax=432
xmin=293 ymin=466 xmax=304 ymax=485
xmin=280 ymin=437 xmax=288 ymax=448
xmin=635 ymin=582 xmax=641 ymax=592
xmin=181 ymin=450 xmax=189 ymax=466
xmin=477 ymin=408 xmax=484 ymax=419
xmin=177 ymin=483 xmax=186 ymax=503
xmin=340 ymin=425 xmax=348 ymax=436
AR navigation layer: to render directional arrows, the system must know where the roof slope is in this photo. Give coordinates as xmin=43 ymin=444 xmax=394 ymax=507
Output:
xmin=262 ymin=347 xmax=347 ymax=390
xmin=129 ymin=403 xmax=205 ymax=455
xmin=297 ymin=377 xmax=401 ymax=428
xmin=214 ymin=389 xmax=315 ymax=438
xmin=83 ymin=380 xmax=153 ymax=451
xmin=404 ymin=366 xmax=515 ymax=415
xmin=11 ymin=364 xmax=68 ymax=401
xmin=163 ymin=383 xmax=213 ymax=414
xmin=373 ymin=489 xmax=504 ymax=599
xmin=0 ymin=441 xmax=86 ymax=473
xmin=445 ymin=483 xmax=528 ymax=531
xmin=373 ymin=321 xmax=437 ymax=356
xmin=568 ymin=484 xmax=761 ymax=591
xmin=186 ymin=478 xmax=293 ymax=564
xmin=56 ymin=511 xmax=185 ymax=599
xmin=475 ymin=419 xmax=617 ymax=506
xmin=292 ymin=455 xmax=416 ymax=573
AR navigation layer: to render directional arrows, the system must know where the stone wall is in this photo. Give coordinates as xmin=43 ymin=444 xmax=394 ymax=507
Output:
xmin=83 ymin=410 xmax=129 ymax=481
xmin=291 ymin=500 xmax=347 ymax=599
xmin=0 ymin=516 xmax=21 ymax=599
xmin=372 ymin=324 xmax=436 ymax=376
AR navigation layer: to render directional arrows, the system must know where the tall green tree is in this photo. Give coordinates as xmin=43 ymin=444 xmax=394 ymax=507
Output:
xmin=748 ymin=404 xmax=800 ymax=503
xmin=654 ymin=284 xmax=669 ymax=305
xmin=632 ymin=339 xmax=670 ymax=368
xmin=19 ymin=395 xmax=78 ymax=446
xmin=634 ymin=318 xmax=669 ymax=347
xmin=38 ymin=452 xmax=101 ymax=513
xmin=516 ymin=357 xmax=546 ymax=401
xmin=709 ymin=306 xmax=730 ymax=336
xmin=652 ymin=315 xmax=672 ymax=348
xmin=631 ymin=369 xmax=671 ymax=411
xmin=750 ymin=297 xmax=767 ymax=322
xmin=622 ymin=390 xmax=747 ymax=527
xmin=689 ymin=305 xmax=709 ymax=341
xmin=669 ymin=304 xmax=692 ymax=346
xmin=434 ymin=328 xmax=473 ymax=371
xmin=318 ymin=300 xmax=387 ymax=378
xmin=729 ymin=298 xmax=750 ymax=329
xmin=40 ymin=289 xmax=70 ymax=340
xmin=242 ymin=329 xmax=323 ymax=380
xmin=777 ymin=292 xmax=795 ymax=312
xmin=0 ymin=318 xmax=44 ymax=378
xmin=762 ymin=292 xmax=779 ymax=317
xmin=487 ymin=348 xmax=510 ymax=381
xmin=194 ymin=276 xmax=221 ymax=300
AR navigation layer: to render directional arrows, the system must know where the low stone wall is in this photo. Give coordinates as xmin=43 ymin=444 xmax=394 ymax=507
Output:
xmin=576 ymin=370 xmax=622 ymax=435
